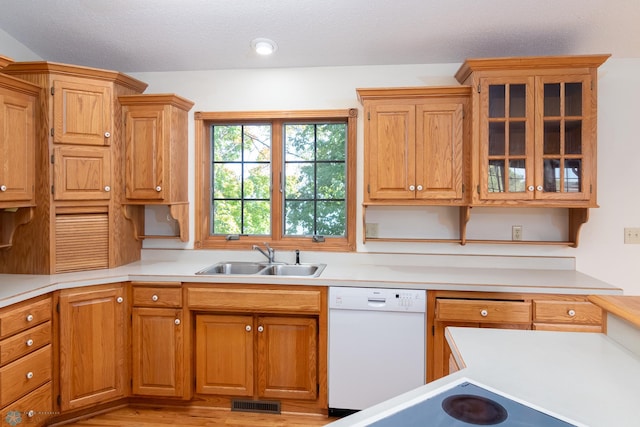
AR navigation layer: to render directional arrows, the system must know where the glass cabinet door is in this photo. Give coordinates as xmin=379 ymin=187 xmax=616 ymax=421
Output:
xmin=535 ymin=75 xmax=592 ymax=200
xmin=479 ymin=77 xmax=534 ymax=200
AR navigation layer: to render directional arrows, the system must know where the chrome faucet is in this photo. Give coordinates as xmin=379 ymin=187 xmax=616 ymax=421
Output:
xmin=253 ymin=243 xmax=275 ymax=264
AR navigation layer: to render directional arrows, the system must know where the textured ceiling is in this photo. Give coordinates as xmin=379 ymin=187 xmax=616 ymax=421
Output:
xmin=0 ymin=0 xmax=638 ymax=73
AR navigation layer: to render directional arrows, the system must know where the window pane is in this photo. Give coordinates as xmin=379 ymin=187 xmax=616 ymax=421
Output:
xmin=488 ymin=85 xmax=505 ymax=118
xmin=509 ymin=122 xmax=526 ymax=156
xmin=565 ymin=159 xmax=582 ymax=192
xmin=286 ymin=163 xmax=315 ymax=199
xmin=544 ymin=121 xmax=561 ymax=155
xmin=213 ymin=125 xmax=242 ymax=162
xmin=243 ymin=163 xmax=271 ymax=199
xmin=543 ymin=158 xmax=561 ymax=192
xmin=565 ymin=120 xmax=582 ymax=155
xmin=544 ymin=83 xmax=561 ymax=117
xmin=317 ymin=201 xmax=346 ymax=236
xmin=212 ymin=200 xmax=241 ymax=234
xmin=317 ymin=162 xmax=346 ymax=199
xmin=488 ymin=160 xmax=505 ymax=193
xmin=508 ymin=159 xmax=526 ymax=192
xmin=509 ymin=84 xmax=526 ymax=118
xmin=285 ymin=124 xmax=315 ymax=161
xmin=285 ymin=200 xmax=314 ymax=235
xmin=489 ymin=122 xmax=505 ymax=156
xmin=213 ymin=163 xmax=241 ymax=199
xmin=243 ymin=125 xmax=271 ymax=161
xmin=243 ymin=201 xmax=270 ymax=235
xmin=317 ymin=124 xmax=346 ymax=161
xmin=565 ymin=83 xmax=582 ymax=116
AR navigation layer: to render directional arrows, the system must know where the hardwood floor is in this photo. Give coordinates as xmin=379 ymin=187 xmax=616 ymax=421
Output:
xmin=61 ymin=406 xmax=339 ymax=427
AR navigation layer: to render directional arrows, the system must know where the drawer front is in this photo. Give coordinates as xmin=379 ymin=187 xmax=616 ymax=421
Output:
xmin=133 ymin=287 xmax=182 ymax=307
xmin=0 ymin=298 xmax=51 ymax=339
xmin=533 ymin=301 xmax=602 ymax=325
xmin=0 ymin=345 xmax=52 ymax=407
xmin=0 ymin=322 xmax=51 ymax=366
xmin=533 ymin=323 xmax=602 ymax=333
xmin=436 ymin=299 xmax=531 ymax=323
xmin=187 ymin=287 xmax=322 ymax=313
xmin=0 ymin=382 xmax=52 ymax=427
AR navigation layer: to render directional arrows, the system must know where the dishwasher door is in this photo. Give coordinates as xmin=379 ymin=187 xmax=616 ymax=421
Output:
xmin=328 ymin=287 xmax=426 ymax=413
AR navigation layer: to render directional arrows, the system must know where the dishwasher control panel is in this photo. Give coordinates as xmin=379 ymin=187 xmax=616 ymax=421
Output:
xmin=329 ymin=287 xmax=426 ymax=313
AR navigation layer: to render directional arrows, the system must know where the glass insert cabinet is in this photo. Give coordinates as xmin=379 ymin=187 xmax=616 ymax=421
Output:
xmin=456 ymin=55 xmax=609 ymax=207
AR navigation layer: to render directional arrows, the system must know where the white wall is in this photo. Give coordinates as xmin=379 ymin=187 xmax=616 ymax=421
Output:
xmin=130 ymin=60 xmax=640 ymax=295
xmin=1 ymin=32 xmax=638 ymax=294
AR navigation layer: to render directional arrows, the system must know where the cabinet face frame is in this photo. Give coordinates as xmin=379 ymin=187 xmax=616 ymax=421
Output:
xmin=52 ymin=79 xmax=112 ymax=146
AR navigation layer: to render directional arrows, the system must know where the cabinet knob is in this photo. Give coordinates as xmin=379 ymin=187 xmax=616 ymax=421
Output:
xmin=152 ymin=295 xmax=159 ymax=301
xmin=26 ymin=339 xmax=34 ymax=347
xmin=26 ymin=410 xmax=35 ymax=418
xmin=26 ymin=314 xmax=34 ymax=322
xmin=527 ymin=185 xmax=534 ymax=191
xmin=480 ymin=309 xmax=488 ymax=317
xmin=568 ymin=309 xmax=576 ymax=317
xmin=245 ymin=325 xmax=252 ymax=332
xmin=536 ymin=185 xmax=543 ymax=191
xmin=104 ymin=186 xmax=111 ymax=192
xmin=0 ymin=185 xmax=6 ymax=192
xmin=26 ymin=371 xmax=34 ymax=379
xmin=155 ymin=186 xmax=162 ymax=192
xmin=409 ymin=185 xmax=415 ymax=191
xmin=104 ymin=132 xmax=111 ymax=138
xmin=174 ymin=318 xmax=181 ymax=325
xmin=416 ymin=185 xmax=423 ymax=191
xmin=257 ymin=325 xmax=264 ymax=332
xmin=116 ymin=297 xmax=124 ymax=304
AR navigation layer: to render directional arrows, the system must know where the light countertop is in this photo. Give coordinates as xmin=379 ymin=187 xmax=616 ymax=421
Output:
xmin=328 ymin=327 xmax=640 ymax=427
xmin=0 ymin=250 xmax=622 ymax=308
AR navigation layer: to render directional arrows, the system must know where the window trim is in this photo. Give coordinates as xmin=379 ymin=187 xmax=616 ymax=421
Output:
xmin=194 ymin=109 xmax=358 ymax=251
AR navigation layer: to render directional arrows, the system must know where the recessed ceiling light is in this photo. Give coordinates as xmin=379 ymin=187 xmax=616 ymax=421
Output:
xmin=251 ymin=38 xmax=277 ymax=56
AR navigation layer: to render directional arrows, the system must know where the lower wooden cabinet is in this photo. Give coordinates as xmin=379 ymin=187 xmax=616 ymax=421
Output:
xmin=57 ymin=284 xmax=127 ymax=411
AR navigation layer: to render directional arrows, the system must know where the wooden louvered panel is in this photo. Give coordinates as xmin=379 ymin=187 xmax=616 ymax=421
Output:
xmin=55 ymin=213 xmax=109 ymax=273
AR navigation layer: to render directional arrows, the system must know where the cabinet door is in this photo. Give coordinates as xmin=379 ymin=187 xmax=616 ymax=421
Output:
xmin=0 ymin=90 xmax=35 ymax=204
xmin=53 ymin=146 xmax=111 ymax=200
xmin=416 ymin=102 xmax=464 ymax=200
xmin=58 ymin=285 xmax=126 ymax=411
xmin=132 ymin=307 xmax=184 ymax=397
xmin=534 ymin=75 xmax=593 ymax=201
xmin=478 ymin=76 xmax=535 ymax=201
xmin=53 ymin=80 xmax=112 ymax=146
xmin=195 ymin=314 xmax=254 ymax=396
xmin=367 ymin=103 xmax=416 ymax=199
xmin=257 ymin=316 xmax=317 ymax=401
xmin=124 ymin=105 xmax=165 ymax=200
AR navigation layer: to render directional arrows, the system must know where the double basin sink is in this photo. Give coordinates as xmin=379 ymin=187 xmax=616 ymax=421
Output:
xmin=196 ymin=261 xmax=326 ymax=277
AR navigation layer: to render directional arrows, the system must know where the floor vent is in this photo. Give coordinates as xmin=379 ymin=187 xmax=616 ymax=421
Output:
xmin=231 ymin=399 xmax=281 ymax=414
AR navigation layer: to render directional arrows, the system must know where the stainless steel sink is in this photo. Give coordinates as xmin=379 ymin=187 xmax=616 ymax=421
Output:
xmin=258 ymin=264 xmax=325 ymax=277
xmin=196 ymin=262 xmax=266 ymax=275
xmin=196 ymin=261 xmax=325 ymax=277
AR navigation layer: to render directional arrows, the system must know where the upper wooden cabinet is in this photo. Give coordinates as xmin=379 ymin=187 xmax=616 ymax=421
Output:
xmin=119 ymin=94 xmax=193 ymax=203
xmin=52 ymin=79 xmax=112 ymax=146
xmin=358 ymin=87 xmax=470 ymax=205
xmin=455 ymin=55 xmax=609 ymax=207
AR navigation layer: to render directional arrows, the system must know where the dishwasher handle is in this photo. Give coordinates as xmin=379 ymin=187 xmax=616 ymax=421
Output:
xmin=367 ymin=297 xmax=386 ymax=307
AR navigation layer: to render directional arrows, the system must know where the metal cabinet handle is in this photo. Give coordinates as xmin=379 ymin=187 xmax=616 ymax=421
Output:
xmin=104 ymin=132 xmax=111 ymax=138
xmin=480 ymin=309 xmax=488 ymax=317
xmin=117 ymin=297 xmax=124 ymax=304
xmin=155 ymin=186 xmax=162 ymax=192
xmin=257 ymin=325 xmax=264 ymax=332
xmin=0 ymin=185 xmax=6 ymax=192
xmin=152 ymin=295 xmax=159 ymax=301
xmin=26 ymin=371 xmax=34 ymax=379
xmin=26 ymin=339 xmax=34 ymax=347
xmin=174 ymin=318 xmax=181 ymax=325
xmin=567 ymin=309 xmax=576 ymax=317
xmin=245 ymin=325 xmax=252 ymax=332
xmin=26 ymin=314 xmax=34 ymax=322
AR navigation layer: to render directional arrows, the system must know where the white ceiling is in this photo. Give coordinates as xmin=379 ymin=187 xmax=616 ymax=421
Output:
xmin=0 ymin=0 xmax=638 ymax=73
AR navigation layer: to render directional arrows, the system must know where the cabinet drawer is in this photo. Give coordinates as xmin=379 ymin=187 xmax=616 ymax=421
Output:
xmin=0 ymin=382 xmax=52 ymax=426
xmin=0 ymin=297 xmax=51 ymax=339
xmin=0 ymin=321 xmax=51 ymax=366
xmin=533 ymin=301 xmax=602 ymax=325
xmin=533 ymin=323 xmax=602 ymax=333
xmin=0 ymin=345 xmax=52 ymax=407
xmin=436 ymin=299 xmax=531 ymax=323
xmin=187 ymin=287 xmax=322 ymax=313
xmin=133 ymin=287 xmax=182 ymax=307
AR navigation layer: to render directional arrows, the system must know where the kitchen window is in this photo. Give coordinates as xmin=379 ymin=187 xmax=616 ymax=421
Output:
xmin=195 ymin=109 xmax=357 ymax=251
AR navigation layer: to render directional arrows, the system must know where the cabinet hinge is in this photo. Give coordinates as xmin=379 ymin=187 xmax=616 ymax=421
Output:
xmin=476 ymin=185 xmax=480 ymax=195
xmin=51 ymin=185 xmax=54 ymax=195
xmin=318 ymin=383 xmax=320 ymax=394
xmin=477 ymin=84 xmax=481 ymax=93
xmin=590 ymin=184 xmax=593 ymax=193
xmin=56 ymin=302 xmax=60 ymax=313
xmin=367 ymin=184 xmax=370 ymax=194
xmin=50 ymin=154 xmax=55 ymax=164
xmin=57 ymin=394 xmax=61 ymax=407
xmin=51 ymin=86 xmax=55 ymax=96
xmin=432 ymin=325 xmax=435 ymax=336
xmin=462 ymin=184 xmax=465 ymax=194
xmin=50 ymin=128 xmax=54 ymax=137
xmin=367 ymin=111 xmax=370 ymax=121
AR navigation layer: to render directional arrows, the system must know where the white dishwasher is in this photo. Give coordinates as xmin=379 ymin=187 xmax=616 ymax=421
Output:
xmin=328 ymin=286 xmax=426 ymax=416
